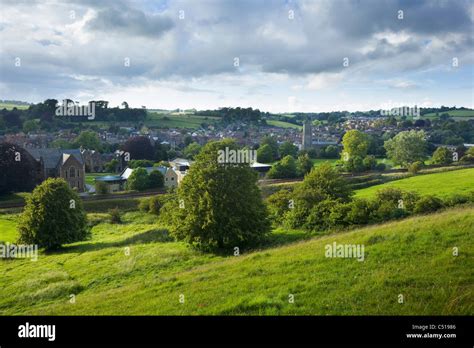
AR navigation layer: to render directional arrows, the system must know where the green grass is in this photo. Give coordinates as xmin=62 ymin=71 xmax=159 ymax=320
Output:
xmin=266 ymin=120 xmax=302 ymax=130
xmin=423 ymin=110 xmax=474 ymax=119
xmin=0 ymin=206 xmax=472 ymax=315
xmin=355 ymin=168 xmax=474 ymax=199
xmin=145 ymin=113 xmax=220 ymax=129
xmin=0 ymin=102 xmax=30 ymax=110
xmin=0 ymin=215 xmax=20 ymax=243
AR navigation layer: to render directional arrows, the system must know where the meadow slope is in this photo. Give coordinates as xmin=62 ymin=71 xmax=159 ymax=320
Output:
xmin=355 ymin=168 xmax=474 ymax=199
xmin=0 ymin=206 xmax=473 ymax=315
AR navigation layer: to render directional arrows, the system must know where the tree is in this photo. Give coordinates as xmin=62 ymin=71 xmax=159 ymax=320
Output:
xmin=324 ymin=145 xmax=340 ymax=158
xmin=127 ymin=168 xmax=149 ymax=191
xmin=0 ymin=143 xmax=40 ymax=194
xmin=341 ymin=130 xmax=370 ymax=160
xmin=279 ymin=141 xmax=298 ymax=158
xmin=74 ymin=130 xmax=102 ymax=151
xmin=257 ymin=144 xmax=274 ymax=163
xmin=183 ymin=142 xmax=202 ymax=160
xmin=104 ymin=158 xmax=119 ymax=172
xmin=128 ymin=159 xmax=154 ymax=168
xmin=122 ymin=136 xmax=154 ymax=160
xmin=384 ymin=130 xmax=427 ymax=167
xmin=285 ymin=163 xmax=353 ymax=230
xmin=296 ymin=154 xmax=313 ymax=176
xmin=267 ymin=155 xmax=297 ymax=179
xmin=148 ymin=170 xmax=164 ymax=189
xmin=432 ymin=147 xmax=453 ymax=165
xmin=161 ymin=139 xmax=270 ymax=251
xmin=22 ymin=120 xmax=38 ymax=133
xmin=260 ymin=136 xmax=279 ymax=160
xmin=18 ymin=178 xmax=89 ymax=249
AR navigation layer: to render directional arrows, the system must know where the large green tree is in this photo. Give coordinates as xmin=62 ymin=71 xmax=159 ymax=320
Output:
xmin=279 ymin=141 xmax=298 ymax=158
xmin=127 ymin=167 xmax=149 ymax=191
xmin=162 ymin=139 xmax=270 ymax=251
xmin=384 ymin=130 xmax=427 ymax=167
xmin=431 ymin=147 xmax=453 ymax=165
xmin=18 ymin=178 xmax=89 ymax=249
xmin=341 ymin=130 xmax=370 ymax=160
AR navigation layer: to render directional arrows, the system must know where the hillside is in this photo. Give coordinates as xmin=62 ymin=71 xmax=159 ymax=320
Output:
xmin=1 ymin=206 xmax=472 ymax=315
xmin=355 ymin=168 xmax=474 ymax=199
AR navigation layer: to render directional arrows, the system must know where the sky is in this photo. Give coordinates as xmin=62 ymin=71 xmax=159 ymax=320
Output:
xmin=0 ymin=0 xmax=473 ymax=113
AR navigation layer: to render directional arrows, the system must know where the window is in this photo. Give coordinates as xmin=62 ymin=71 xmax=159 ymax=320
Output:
xmin=171 ymin=177 xmax=174 ymax=181
xmin=69 ymin=167 xmax=75 ymax=178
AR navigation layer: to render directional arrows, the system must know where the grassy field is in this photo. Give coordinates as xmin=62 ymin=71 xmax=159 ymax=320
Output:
xmin=0 ymin=215 xmax=20 ymax=243
xmin=355 ymin=168 xmax=474 ymax=199
xmin=0 ymin=102 xmax=30 ymax=110
xmin=266 ymin=120 xmax=302 ymax=130
xmin=423 ymin=109 xmax=474 ymax=119
xmin=145 ymin=112 xmax=220 ymax=129
xmin=0 ymin=205 xmax=472 ymax=315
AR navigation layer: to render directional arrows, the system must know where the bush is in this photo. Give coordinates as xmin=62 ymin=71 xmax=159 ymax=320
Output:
xmin=148 ymin=170 xmax=164 ymax=189
xmin=414 ymin=196 xmax=444 ymax=214
xmin=431 ymin=147 xmax=453 ymax=165
xmin=444 ymin=194 xmax=469 ymax=207
xmin=266 ymin=189 xmax=293 ymax=225
xmin=148 ymin=195 xmax=163 ymax=215
xmin=18 ymin=178 xmax=89 ymax=249
xmin=139 ymin=198 xmax=150 ymax=212
xmin=363 ymin=155 xmax=377 ymax=170
xmin=127 ymin=167 xmax=149 ymax=191
xmin=108 ymin=207 xmax=122 ymax=224
xmin=408 ymin=161 xmax=424 ymax=174
xmin=345 ymin=199 xmax=372 ymax=225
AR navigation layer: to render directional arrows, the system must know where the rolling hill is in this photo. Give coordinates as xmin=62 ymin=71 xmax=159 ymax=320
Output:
xmin=355 ymin=168 xmax=474 ymax=199
xmin=1 ymin=206 xmax=472 ymax=315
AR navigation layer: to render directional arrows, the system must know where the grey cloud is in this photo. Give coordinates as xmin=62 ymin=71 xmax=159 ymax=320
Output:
xmin=86 ymin=7 xmax=174 ymax=37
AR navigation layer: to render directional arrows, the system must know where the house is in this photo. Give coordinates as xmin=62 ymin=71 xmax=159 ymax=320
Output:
xmin=81 ymin=148 xmax=104 ymax=172
xmin=94 ymin=175 xmax=127 ymax=193
xmin=120 ymin=165 xmax=187 ymax=189
xmin=25 ymin=148 xmax=86 ymax=192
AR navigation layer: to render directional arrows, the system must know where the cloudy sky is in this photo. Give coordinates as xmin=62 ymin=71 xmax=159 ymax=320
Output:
xmin=0 ymin=0 xmax=473 ymax=112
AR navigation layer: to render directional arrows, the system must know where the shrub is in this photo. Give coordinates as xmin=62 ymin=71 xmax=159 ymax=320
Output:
xmin=108 ymin=207 xmax=122 ymax=224
xmin=345 ymin=199 xmax=372 ymax=225
xmin=432 ymin=147 xmax=453 ymax=165
xmin=18 ymin=178 xmax=89 ymax=249
xmin=408 ymin=161 xmax=424 ymax=174
xmin=444 ymin=194 xmax=469 ymax=207
xmin=414 ymin=196 xmax=444 ymax=214
xmin=266 ymin=189 xmax=293 ymax=225
xmin=148 ymin=195 xmax=163 ymax=215
xmin=363 ymin=155 xmax=377 ymax=170
xmin=148 ymin=170 xmax=164 ymax=189
xmin=139 ymin=198 xmax=150 ymax=212
xmin=127 ymin=167 xmax=149 ymax=191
